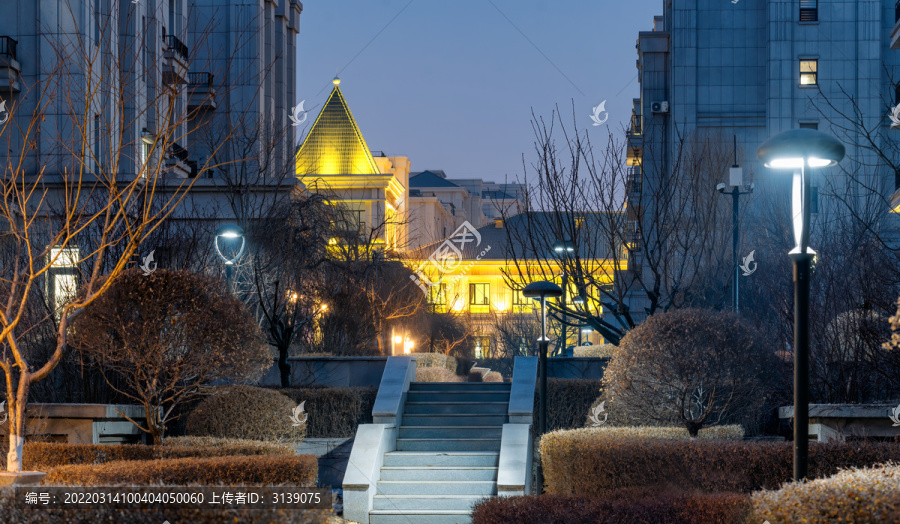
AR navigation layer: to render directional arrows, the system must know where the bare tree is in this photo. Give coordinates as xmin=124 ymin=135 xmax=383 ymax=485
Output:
xmin=69 ymin=269 xmax=269 ymax=444
xmin=501 ymin=106 xmax=734 ymax=346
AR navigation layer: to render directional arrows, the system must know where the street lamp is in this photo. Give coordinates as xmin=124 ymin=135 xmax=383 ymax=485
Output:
xmin=214 ymin=224 xmax=246 ymax=293
xmin=552 ymin=240 xmax=574 ymax=355
xmin=523 ymin=280 xmax=562 ymax=495
xmin=717 ymin=136 xmax=754 ymax=313
xmin=758 ymin=128 xmax=844 ymax=481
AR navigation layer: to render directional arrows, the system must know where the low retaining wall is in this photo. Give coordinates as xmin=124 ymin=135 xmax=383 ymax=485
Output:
xmin=1 ymin=404 xmax=149 ymax=444
xmin=258 ymin=357 xmax=389 ymax=388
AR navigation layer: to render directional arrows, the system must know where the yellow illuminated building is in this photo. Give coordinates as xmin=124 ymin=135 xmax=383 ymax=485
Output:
xmin=296 ymin=77 xmax=409 ymax=250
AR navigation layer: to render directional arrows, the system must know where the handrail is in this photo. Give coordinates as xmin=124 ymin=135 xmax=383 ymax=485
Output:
xmin=508 ymin=356 xmax=538 ymax=423
xmin=165 ymin=35 xmax=189 ymax=63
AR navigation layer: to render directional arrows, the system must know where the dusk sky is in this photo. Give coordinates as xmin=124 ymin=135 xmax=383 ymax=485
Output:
xmin=295 ymin=1 xmax=661 ymax=184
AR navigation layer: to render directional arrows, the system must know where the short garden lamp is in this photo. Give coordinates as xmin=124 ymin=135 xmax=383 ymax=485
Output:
xmin=215 ymin=224 xmax=246 ymax=292
xmin=523 ymin=280 xmax=562 ymax=494
xmin=757 ymin=128 xmax=844 ymax=482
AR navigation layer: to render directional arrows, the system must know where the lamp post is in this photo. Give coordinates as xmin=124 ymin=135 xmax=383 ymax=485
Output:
xmin=758 ymin=128 xmax=844 ymax=481
xmin=717 ymin=136 xmax=754 ymax=313
xmin=523 ymin=280 xmax=563 ymax=494
xmin=214 ymin=224 xmax=246 ymax=293
xmin=552 ymin=241 xmax=574 ymax=355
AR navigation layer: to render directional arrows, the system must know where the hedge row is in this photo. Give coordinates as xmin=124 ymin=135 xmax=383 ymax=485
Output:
xmin=416 ymin=366 xmax=462 ymax=382
xmin=752 ymin=463 xmax=900 ymax=523
xmin=573 ymin=344 xmax=616 ymax=358
xmin=44 ymin=454 xmax=317 ymax=486
xmin=279 ymin=386 xmax=377 ymax=438
xmin=571 ymin=426 xmax=744 ymax=441
xmin=0 ymin=488 xmax=329 ymax=524
xmin=411 ymin=352 xmax=457 ymax=373
xmin=472 ymin=491 xmax=752 ymax=524
xmin=0 ymin=438 xmax=294 ymax=470
xmin=536 ymin=379 xmax=605 ymax=431
xmin=540 ymin=431 xmax=900 ymax=495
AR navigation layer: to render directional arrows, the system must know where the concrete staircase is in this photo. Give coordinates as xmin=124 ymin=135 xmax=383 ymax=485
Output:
xmin=369 ymin=381 xmax=511 ymax=524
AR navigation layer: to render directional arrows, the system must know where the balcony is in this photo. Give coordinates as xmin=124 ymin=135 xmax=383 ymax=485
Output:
xmin=187 ymin=72 xmax=217 ymax=111
xmin=163 ymin=35 xmax=189 ymax=84
xmin=165 ymin=142 xmax=195 ymax=178
xmin=0 ymin=36 xmax=21 ymax=92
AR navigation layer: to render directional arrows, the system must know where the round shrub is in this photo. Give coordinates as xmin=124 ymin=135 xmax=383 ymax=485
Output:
xmin=186 ymin=386 xmax=304 ymax=442
xmin=603 ymin=308 xmax=776 ymax=436
xmin=483 ymin=371 xmax=503 ymax=382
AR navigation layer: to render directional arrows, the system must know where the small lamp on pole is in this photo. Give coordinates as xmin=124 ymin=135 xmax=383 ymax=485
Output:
xmin=757 ymin=128 xmax=844 ymax=481
xmin=214 ymin=224 xmax=246 ymax=293
xmin=522 ymin=280 xmax=562 ymax=494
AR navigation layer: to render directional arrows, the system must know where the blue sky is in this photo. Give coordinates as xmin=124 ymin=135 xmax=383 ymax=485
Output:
xmin=295 ymin=0 xmax=661 ymax=183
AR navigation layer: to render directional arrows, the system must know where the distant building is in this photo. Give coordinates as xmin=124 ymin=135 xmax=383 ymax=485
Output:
xmin=295 ymin=79 xmax=525 ymax=252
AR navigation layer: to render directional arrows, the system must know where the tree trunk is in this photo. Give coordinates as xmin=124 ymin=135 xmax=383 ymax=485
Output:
xmin=278 ymin=345 xmax=291 ymax=388
xmin=685 ymin=420 xmax=702 ymax=438
xmin=6 ymin=385 xmax=29 ymax=472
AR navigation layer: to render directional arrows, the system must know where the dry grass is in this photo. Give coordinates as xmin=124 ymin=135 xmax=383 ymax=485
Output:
xmin=574 ymin=343 xmax=617 ymax=358
xmin=571 ymin=425 xmax=745 ymax=440
xmin=411 ymin=352 xmax=457 ymax=373
xmin=752 ymin=463 xmax=900 ymax=523
xmin=483 ymin=371 xmax=504 ymax=382
xmin=416 ymin=366 xmax=462 ymax=382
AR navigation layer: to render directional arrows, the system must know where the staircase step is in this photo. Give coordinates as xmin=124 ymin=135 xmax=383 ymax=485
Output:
xmin=396 ymin=438 xmax=501 ymax=452
xmin=376 ymin=480 xmax=496 ymax=496
xmin=383 ymin=451 xmax=499 ymax=468
xmin=370 ymin=509 xmax=473 ymax=524
xmin=380 ymin=466 xmax=498 ymax=481
xmin=410 ymin=382 xmax=510 ymax=392
xmin=398 ymin=426 xmax=503 ymax=439
xmin=407 ymin=391 xmax=510 ymax=403
xmin=401 ymin=414 xmax=509 ymax=427
xmin=404 ymin=402 xmax=508 ymax=415
xmin=373 ymin=494 xmax=485 ymax=511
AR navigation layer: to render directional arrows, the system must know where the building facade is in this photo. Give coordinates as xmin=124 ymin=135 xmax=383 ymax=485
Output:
xmin=627 ymin=0 xmax=900 ymax=317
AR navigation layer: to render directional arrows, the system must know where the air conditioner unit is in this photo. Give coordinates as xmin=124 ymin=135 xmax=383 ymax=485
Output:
xmin=651 ymin=101 xmax=669 ymax=113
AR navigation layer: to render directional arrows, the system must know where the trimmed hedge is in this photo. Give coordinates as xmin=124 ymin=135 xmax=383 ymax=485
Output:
xmin=0 ymin=439 xmax=294 ymax=470
xmin=574 ymin=425 xmax=744 ymax=440
xmin=573 ymin=344 xmax=616 ymax=358
xmin=752 ymin=463 xmax=900 ymax=523
xmin=540 ymin=433 xmax=900 ymax=495
xmin=0 ymin=488 xmax=329 ymax=524
xmin=536 ymin=379 xmax=605 ymax=431
xmin=483 ymin=371 xmax=503 ymax=382
xmin=411 ymin=352 xmax=457 ymax=373
xmin=43 ymin=454 xmax=317 ymax=486
xmin=416 ymin=366 xmax=461 ymax=383
xmin=280 ymin=386 xmax=377 ymax=438
xmin=187 ymin=386 xmax=304 ymax=442
xmin=472 ymin=491 xmax=752 ymax=524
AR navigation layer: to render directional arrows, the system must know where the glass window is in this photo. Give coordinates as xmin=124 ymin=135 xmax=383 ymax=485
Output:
xmin=48 ymin=246 xmax=79 ymax=315
xmin=800 ymin=60 xmax=818 ymax=86
xmin=512 ymin=287 xmax=533 ymax=313
xmin=469 ymin=283 xmax=490 ymax=313
xmin=800 ymin=0 xmax=818 ymax=22
xmin=474 ymin=336 xmax=490 ymax=359
xmin=799 ymin=122 xmax=818 ymax=130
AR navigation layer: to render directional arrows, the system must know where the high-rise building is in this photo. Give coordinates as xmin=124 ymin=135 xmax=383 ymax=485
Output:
xmin=626 ymin=0 xmax=900 ymax=317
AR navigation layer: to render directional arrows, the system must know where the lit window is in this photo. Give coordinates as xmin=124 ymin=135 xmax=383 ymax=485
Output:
xmin=799 ymin=0 xmax=818 ymax=22
xmin=48 ymin=246 xmax=79 ymax=314
xmin=800 ymin=60 xmax=818 ymax=86
xmin=512 ymin=287 xmax=533 ymax=313
xmin=474 ymin=336 xmax=490 ymax=359
xmin=469 ymin=283 xmax=490 ymax=313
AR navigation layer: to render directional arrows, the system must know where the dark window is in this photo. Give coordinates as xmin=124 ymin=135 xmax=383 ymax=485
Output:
xmin=800 ymin=0 xmax=818 ymax=22
xmin=799 ymin=122 xmax=818 ymax=130
xmin=800 ymin=60 xmax=818 ymax=86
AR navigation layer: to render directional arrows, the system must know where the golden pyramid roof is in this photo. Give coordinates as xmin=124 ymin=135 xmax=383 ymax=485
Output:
xmin=296 ymin=79 xmax=381 ymax=176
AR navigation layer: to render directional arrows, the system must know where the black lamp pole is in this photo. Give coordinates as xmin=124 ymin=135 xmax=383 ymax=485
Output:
xmin=523 ymin=280 xmax=562 ymax=494
xmin=758 ymin=129 xmax=844 ymax=481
